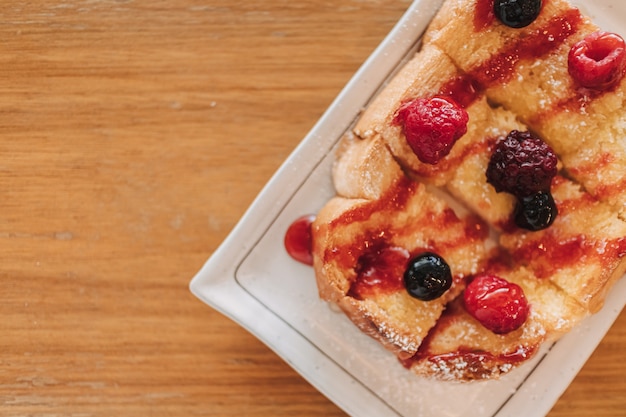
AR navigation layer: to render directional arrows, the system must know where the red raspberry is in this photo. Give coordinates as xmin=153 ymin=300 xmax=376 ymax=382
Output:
xmin=463 ymin=274 xmax=530 ymax=334
xmin=395 ymin=96 xmax=469 ymax=165
xmin=486 ymin=130 xmax=557 ymax=197
xmin=568 ymin=31 xmax=626 ymax=90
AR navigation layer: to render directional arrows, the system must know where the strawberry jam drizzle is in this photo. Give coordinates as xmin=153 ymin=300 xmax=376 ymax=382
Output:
xmin=401 ymin=302 xmax=537 ymax=378
xmin=473 ymin=8 xmax=583 ymax=88
xmin=439 ymin=75 xmax=482 ymax=108
xmin=323 ymin=179 xmax=488 ymax=299
xmin=348 ymin=243 xmax=411 ymax=299
xmin=529 ymin=86 xmax=614 ymax=127
xmin=330 ymin=176 xmax=415 ymax=228
xmin=509 ymin=232 xmax=626 ymax=279
xmin=564 ymin=153 xmax=626 ymax=200
xmin=473 ymin=0 xmax=496 ymax=31
xmin=550 ymin=178 xmax=598 ymax=216
xmin=438 ymin=6 xmax=585 ymax=118
xmin=548 ymin=86 xmax=605 ymax=114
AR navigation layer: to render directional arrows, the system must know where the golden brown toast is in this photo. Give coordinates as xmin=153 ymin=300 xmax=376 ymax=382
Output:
xmin=306 ymin=0 xmax=626 ymax=381
xmin=313 ymin=135 xmax=491 ymax=358
xmin=426 ymin=0 xmax=626 ymax=213
xmin=499 ymin=175 xmax=626 ymax=313
xmin=407 ymin=265 xmax=587 ymax=380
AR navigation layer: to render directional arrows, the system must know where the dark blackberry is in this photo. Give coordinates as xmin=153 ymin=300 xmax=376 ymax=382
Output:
xmin=514 ymin=191 xmax=558 ymax=231
xmin=486 ymin=130 xmax=557 ymax=198
xmin=403 ymin=252 xmax=452 ymax=301
xmin=494 ymin=0 xmax=542 ymax=29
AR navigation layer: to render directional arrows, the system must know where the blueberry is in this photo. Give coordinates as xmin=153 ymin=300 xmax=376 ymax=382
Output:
xmin=494 ymin=0 xmax=542 ymax=29
xmin=404 ymin=252 xmax=452 ymax=301
xmin=514 ymin=191 xmax=558 ymax=231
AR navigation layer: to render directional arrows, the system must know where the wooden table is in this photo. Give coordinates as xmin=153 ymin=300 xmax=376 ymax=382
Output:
xmin=1 ymin=1 xmax=623 ymax=416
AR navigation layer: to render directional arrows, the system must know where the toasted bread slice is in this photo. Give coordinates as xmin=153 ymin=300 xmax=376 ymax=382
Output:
xmin=312 ymin=135 xmax=491 ymax=358
xmin=352 ymin=43 xmax=523 ymax=224
xmin=499 ymin=176 xmax=626 ymax=313
xmin=406 ymin=264 xmax=588 ymax=380
xmin=425 ymin=0 xmax=626 ymax=212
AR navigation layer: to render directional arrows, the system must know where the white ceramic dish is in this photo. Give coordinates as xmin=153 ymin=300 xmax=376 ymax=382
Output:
xmin=190 ymin=1 xmax=626 ymax=415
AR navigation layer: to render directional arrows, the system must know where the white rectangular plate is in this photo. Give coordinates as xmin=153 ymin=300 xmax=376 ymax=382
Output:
xmin=190 ymin=1 xmax=626 ymax=415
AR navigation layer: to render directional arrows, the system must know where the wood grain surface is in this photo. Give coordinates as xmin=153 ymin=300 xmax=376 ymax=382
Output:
xmin=0 ymin=1 xmax=623 ymax=416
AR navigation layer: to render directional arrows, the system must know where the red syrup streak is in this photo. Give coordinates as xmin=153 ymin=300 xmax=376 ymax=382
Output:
xmin=319 ymin=179 xmax=488 ymax=299
xmin=284 ymin=214 xmax=316 ymax=265
xmin=331 ymin=176 xmax=416 ymax=228
xmin=400 ymin=303 xmax=537 ymax=377
xmin=414 ymin=6 xmax=583 ymax=119
xmin=321 ymin=177 xmax=418 ymax=278
xmin=439 ymin=75 xmax=482 ymax=109
xmin=563 ymin=151 xmax=626 ymax=201
xmin=472 ymin=8 xmax=583 ymax=88
xmin=473 ymin=0 xmax=496 ymax=31
xmin=509 ymin=231 xmax=626 ymax=279
xmin=347 ymin=243 xmax=411 ymax=299
xmin=346 ymin=210 xmax=489 ymax=300
xmin=529 ymin=85 xmax=609 ymax=127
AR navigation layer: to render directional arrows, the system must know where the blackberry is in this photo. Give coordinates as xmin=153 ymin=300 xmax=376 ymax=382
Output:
xmin=494 ymin=0 xmax=542 ymax=29
xmin=486 ymin=130 xmax=557 ymax=198
xmin=404 ymin=252 xmax=452 ymax=301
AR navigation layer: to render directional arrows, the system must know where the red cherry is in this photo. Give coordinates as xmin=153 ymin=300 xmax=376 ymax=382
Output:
xmin=284 ymin=215 xmax=316 ymax=265
xmin=463 ymin=274 xmax=529 ymax=334
xmin=395 ymin=96 xmax=469 ymax=165
xmin=568 ymin=31 xmax=626 ymax=90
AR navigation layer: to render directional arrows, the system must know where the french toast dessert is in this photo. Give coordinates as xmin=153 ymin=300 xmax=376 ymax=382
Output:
xmin=284 ymin=0 xmax=626 ymax=380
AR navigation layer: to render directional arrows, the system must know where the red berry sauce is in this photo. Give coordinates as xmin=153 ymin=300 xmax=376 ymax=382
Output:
xmin=508 ymin=230 xmax=626 ymax=280
xmin=474 ymin=0 xmax=496 ymax=31
xmin=439 ymin=75 xmax=482 ymax=109
xmin=566 ymin=153 xmax=626 ymax=200
xmin=348 ymin=242 xmax=411 ymax=299
xmin=284 ymin=214 xmax=316 ymax=265
xmin=473 ymin=8 xmax=582 ymax=87
xmin=402 ymin=301 xmax=537 ymax=378
xmin=314 ymin=178 xmax=487 ymax=299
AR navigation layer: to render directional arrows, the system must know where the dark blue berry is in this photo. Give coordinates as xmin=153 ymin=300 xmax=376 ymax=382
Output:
xmin=514 ymin=191 xmax=558 ymax=231
xmin=404 ymin=252 xmax=452 ymax=301
xmin=494 ymin=0 xmax=542 ymax=29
